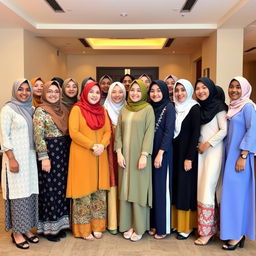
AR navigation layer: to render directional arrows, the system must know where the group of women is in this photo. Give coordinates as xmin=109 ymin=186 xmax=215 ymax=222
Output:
xmin=0 ymin=73 xmax=256 ymax=251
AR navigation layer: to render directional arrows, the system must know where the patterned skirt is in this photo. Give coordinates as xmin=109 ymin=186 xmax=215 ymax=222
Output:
xmin=37 ymin=136 xmax=70 ymax=235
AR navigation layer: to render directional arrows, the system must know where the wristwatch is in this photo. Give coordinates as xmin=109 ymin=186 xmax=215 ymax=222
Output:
xmin=240 ymin=153 xmax=247 ymax=159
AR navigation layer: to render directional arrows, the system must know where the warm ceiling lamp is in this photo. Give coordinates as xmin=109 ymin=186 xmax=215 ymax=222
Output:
xmin=86 ymin=38 xmax=168 ymax=49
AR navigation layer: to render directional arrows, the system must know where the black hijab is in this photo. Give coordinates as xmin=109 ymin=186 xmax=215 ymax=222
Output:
xmin=148 ymin=80 xmax=170 ymax=116
xmin=196 ymin=77 xmax=228 ymax=124
xmin=80 ymin=77 xmax=95 ymax=96
xmin=51 ymin=77 xmax=64 ymax=88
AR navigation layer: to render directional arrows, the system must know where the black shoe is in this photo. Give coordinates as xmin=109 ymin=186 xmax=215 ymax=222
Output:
xmin=45 ymin=234 xmax=60 ymax=242
xmin=58 ymin=230 xmax=67 ymax=238
xmin=11 ymin=233 xmax=30 ymax=249
xmin=176 ymin=231 xmax=193 ymax=240
xmin=23 ymin=233 xmax=39 ymax=243
xmin=222 ymin=236 xmax=245 ymax=250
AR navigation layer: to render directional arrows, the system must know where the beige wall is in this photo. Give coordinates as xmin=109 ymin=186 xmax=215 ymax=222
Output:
xmin=67 ymin=54 xmax=192 ymax=85
xmin=0 ymin=29 xmax=24 ymax=107
xmin=244 ymin=61 xmax=256 ymax=102
xmin=24 ymin=30 xmax=67 ymax=82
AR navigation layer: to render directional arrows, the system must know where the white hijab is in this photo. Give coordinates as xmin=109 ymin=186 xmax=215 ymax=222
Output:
xmin=104 ymin=82 xmax=126 ymax=125
xmin=173 ymin=79 xmax=199 ymax=138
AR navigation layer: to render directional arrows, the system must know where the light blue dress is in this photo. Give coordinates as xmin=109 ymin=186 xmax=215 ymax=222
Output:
xmin=220 ymin=103 xmax=256 ymax=240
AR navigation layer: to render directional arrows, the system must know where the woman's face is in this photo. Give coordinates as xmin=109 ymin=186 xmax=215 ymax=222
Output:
xmin=195 ymin=82 xmax=210 ymax=101
xmin=65 ymin=80 xmax=78 ymax=98
xmin=16 ymin=82 xmax=31 ymax=103
xmin=111 ymin=85 xmax=124 ymax=104
xmin=129 ymin=83 xmax=142 ymax=102
xmin=149 ymin=84 xmax=163 ymax=103
xmin=33 ymin=80 xmax=44 ymax=96
xmin=166 ymin=77 xmax=175 ymax=99
xmin=228 ymin=80 xmax=242 ymax=100
xmin=140 ymin=76 xmax=150 ymax=89
xmin=45 ymin=85 xmax=60 ymax=104
xmin=100 ymin=78 xmax=111 ymax=93
xmin=122 ymin=76 xmax=132 ymax=91
xmin=88 ymin=85 xmax=101 ymax=104
xmin=174 ymin=84 xmax=187 ymax=103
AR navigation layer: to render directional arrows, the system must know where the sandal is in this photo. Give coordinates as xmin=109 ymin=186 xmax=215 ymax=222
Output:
xmin=93 ymin=232 xmax=103 ymax=239
xmin=148 ymin=228 xmax=156 ymax=236
xmin=123 ymin=229 xmax=133 ymax=239
xmin=23 ymin=232 xmax=39 ymax=243
xmin=194 ymin=236 xmax=213 ymax=246
xmin=11 ymin=233 xmax=29 ymax=249
xmin=130 ymin=232 xmax=143 ymax=242
xmin=83 ymin=234 xmax=95 ymax=241
xmin=154 ymin=234 xmax=167 ymax=240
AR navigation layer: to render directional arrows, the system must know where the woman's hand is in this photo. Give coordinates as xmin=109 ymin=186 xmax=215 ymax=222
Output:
xmin=42 ymin=159 xmax=51 ymax=173
xmin=184 ymin=159 xmax=192 ymax=171
xmin=235 ymin=157 xmax=246 ymax=172
xmin=9 ymin=158 xmax=19 ymax=173
xmin=117 ymin=152 xmax=126 ymax=168
xmin=198 ymin=142 xmax=211 ymax=154
xmin=154 ymin=150 xmax=164 ymax=168
xmin=138 ymin=155 xmax=147 ymax=170
xmin=93 ymin=144 xmax=104 ymax=156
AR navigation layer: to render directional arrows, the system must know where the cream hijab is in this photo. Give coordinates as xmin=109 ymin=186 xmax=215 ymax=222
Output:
xmin=173 ymin=79 xmax=199 ymax=138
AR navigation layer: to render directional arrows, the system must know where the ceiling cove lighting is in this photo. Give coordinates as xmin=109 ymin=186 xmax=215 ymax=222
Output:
xmin=85 ymin=38 xmax=168 ymax=50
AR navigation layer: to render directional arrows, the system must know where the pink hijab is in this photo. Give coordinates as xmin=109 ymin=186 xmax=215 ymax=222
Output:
xmin=226 ymin=76 xmax=256 ymax=119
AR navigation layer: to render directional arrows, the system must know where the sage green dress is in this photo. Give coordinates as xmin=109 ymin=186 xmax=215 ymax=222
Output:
xmin=115 ymin=105 xmax=155 ymax=234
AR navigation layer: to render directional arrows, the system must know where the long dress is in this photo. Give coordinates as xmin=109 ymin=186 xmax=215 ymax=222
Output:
xmin=33 ymin=107 xmax=70 ymax=235
xmin=197 ymin=111 xmax=227 ymax=236
xmin=115 ymin=105 xmax=155 ymax=235
xmin=0 ymin=105 xmax=38 ymax=233
xmin=150 ymin=102 xmax=175 ymax=235
xmin=220 ymin=103 xmax=256 ymax=240
xmin=172 ymin=104 xmax=200 ymax=233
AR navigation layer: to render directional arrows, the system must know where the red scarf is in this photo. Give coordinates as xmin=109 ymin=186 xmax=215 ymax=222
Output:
xmin=75 ymin=82 xmax=105 ymax=130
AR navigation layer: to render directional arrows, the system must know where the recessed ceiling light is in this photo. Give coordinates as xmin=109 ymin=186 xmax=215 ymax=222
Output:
xmin=120 ymin=12 xmax=128 ymax=17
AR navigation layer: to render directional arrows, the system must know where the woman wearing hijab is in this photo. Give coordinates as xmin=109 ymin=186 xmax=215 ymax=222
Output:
xmin=33 ymin=81 xmax=70 ymax=242
xmin=30 ymin=77 xmax=44 ymax=107
xmin=120 ymin=74 xmax=135 ymax=92
xmin=220 ymin=76 xmax=256 ymax=250
xmin=148 ymin=80 xmax=175 ymax=239
xmin=194 ymin=78 xmax=228 ymax=245
xmin=80 ymin=77 xmax=95 ymax=97
xmin=99 ymin=75 xmax=113 ymax=105
xmin=115 ymin=80 xmax=155 ymax=242
xmin=61 ymin=78 xmax=79 ymax=111
xmin=0 ymin=79 xmax=39 ymax=249
xmin=138 ymin=74 xmax=152 ymax=89
xmin=104 ymin=81 xmax=126 ymax=235
xmin=172 ymin=79 xmax=200 ymax=240
xmin=66 ymin=81 xmax=111 ymax=241
xmin=51 ymin=77 xmax=64 ymax=88
xmin=164 ymin=74 xmax=178 ymax=101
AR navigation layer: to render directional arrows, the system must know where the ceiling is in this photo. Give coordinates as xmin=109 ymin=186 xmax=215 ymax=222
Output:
xmin=1 ymin=0 xmax=256 ymax=59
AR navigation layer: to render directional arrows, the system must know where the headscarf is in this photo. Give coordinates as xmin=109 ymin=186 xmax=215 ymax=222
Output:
xmin=99 ymin=74 xmax=113 ymax=99
xmin=138 ymin=74 xmax=152 ymax=85
xmin=30 ymin=77 xmax=44 ymax=107
xmin=75 ymin=81 xmax=105 ymax=130
xmin=120 ymin=74 xmax=135 ymax=83
xmin=125 ymin=79 xmax=149 ymax=112
xmin=196 ymin=77 xmax=228 ymax=124
xmin=5 ymin=79 xmax=34 ymax=149
xmin=164 ymin=74 xmax=178 ymax=83
xmin=174 ymin=79 xmax=199 ymax=138
xmin=104 ymin=82 xmax=126 ymax=125
xmin=226 ymin=76 xmax=256 ymax=119
xmin=40 ymin=81 xmax=69 ymax=135
xmin=80 ymin=77 xmax=95 ymax=96
xmin=51 ymin=77 xmax=64 ymax=88
xmin=148 ymin=80 xmax=170 ymax=116
xmin=61 ymin=78 xmax=79 ymax=110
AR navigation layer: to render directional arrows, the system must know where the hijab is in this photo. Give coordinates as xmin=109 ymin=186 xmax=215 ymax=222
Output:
xmin=99 ymin=74 xmax=113 ymax=98
xmin=226 ymin=76 xmax=256 ymax=119
xmin=40 ymin=81 xmax=69 ymax=135
xmin=139 ymin=73 xmax=152 ymax=84
xmin=61 ymin=78 xmax=79 ymax=110
xmin=30 ymin=77 xmax=44 ymax=107
xmin=148 ymin=80 xmax=170 ymax=116
xmin=196 ymin=77 xmax=228 ymax=124
xmin=125 ymin=79 xmax=150 ymax=112
xmin=75 ymin=81 xmax=105 ymax=130
xmin=51 ymin=77 xmax=64 ymax=88
xmin=120 ymin=74 xmax=135 ymax=83
xmin=104 ymin=82 xmax=126 ymax=126
xmin=5 ymin=79 xmax=34 ymax=149
xmin=164 ymin=74 xmax=178 ymax=83
xmin=174 ymin=79 xmax=199 ymax=138
xmin=80 ymin=77 xmax=95 ymax=96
